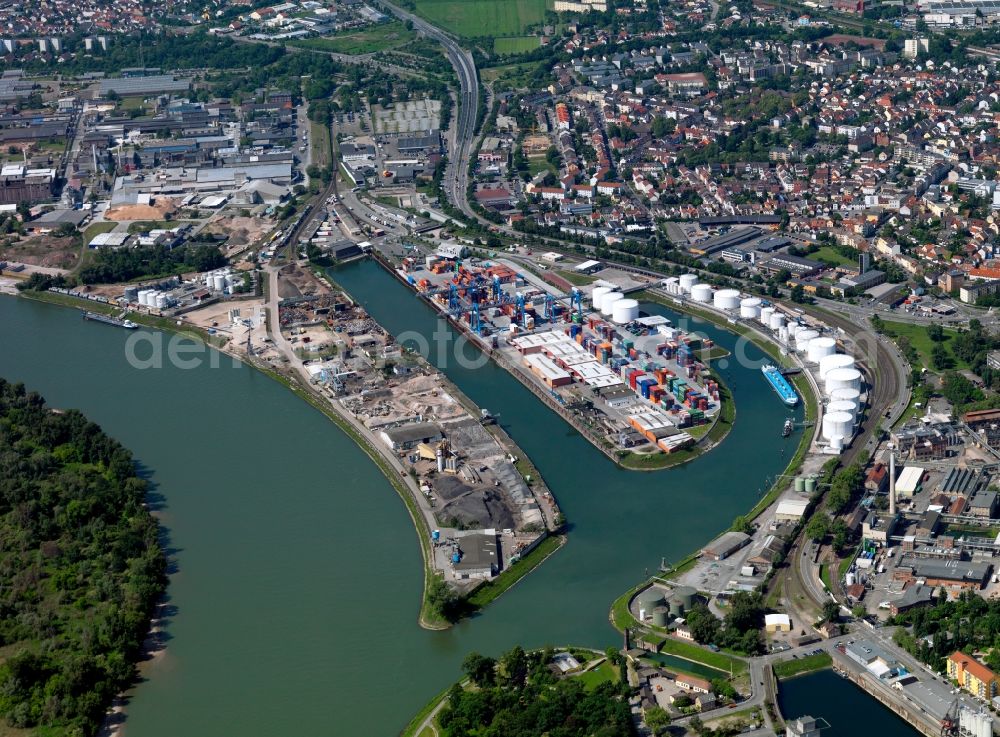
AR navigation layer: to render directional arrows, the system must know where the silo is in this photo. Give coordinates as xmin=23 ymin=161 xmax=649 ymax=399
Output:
xmin=591 ymin=286 xmax=611 ymax=309
xmin=668 ymin=596 xmax=684 ymax=617
xmin=740 ymin=297 xmax=761 ymax=319
xmin=826 ymin=367 xmax=862 ymax=393
xmin=794 ymin=477 xmax=805 ymax=493
xmin=823 ymin=411 xmax=854 ymax=441
xmin=652 ymin=606 xmax=669 ymax=628
xmin=138 ymin=289 xmax=153 ymax=306
xmin=213 ymin=274 xmax=226 ymax=291
xmin=690 ymin=284 xmax=713 ymax=303
xmin=679 ymin=273 xmax=698 ymax=293
xmin=601 ymin=292 xmax=623 ymax=315
xmin=769 ymin=312 xmax=786 ymax=330
xmin=845 ymin=572 xmax=855 ymax=587
xmin=713 ymin=288 xmax=741 ymax=311
xmin=828 ymin=399 xmax=858 ymax=424
xmin=807 ymin=337 xmax=836 ymax=362
xmin=154 ymin=293 xmax=169 ymax=310
xmin=830 ymin=387 xmax=862 ymax=407
xmin=612 ymin=298 xmax=639 ymax=324
xmin=804 ymin=476 xmax=816 ymax=494
xmin=673 ymin=585 xmax=696 ymax=611
xmin=819 ymin=353 xmax=855 ymax=379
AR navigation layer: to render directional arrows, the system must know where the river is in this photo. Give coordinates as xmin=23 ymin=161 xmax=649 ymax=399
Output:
xmin=0 ymin=259 xmax=799 ymax=735
xmin=779 ymin=670 xmax=921 ymax=736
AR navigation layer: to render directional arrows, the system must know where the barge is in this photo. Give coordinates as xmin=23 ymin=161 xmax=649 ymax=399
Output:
xmin=762 ymin=364 xmax=799 ymax=407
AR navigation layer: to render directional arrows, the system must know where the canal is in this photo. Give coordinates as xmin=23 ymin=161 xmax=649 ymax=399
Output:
xmin=778 ymin=670 xmax=921 ymax=736
xmin=0 ymin=259 xmax=799 ymax=736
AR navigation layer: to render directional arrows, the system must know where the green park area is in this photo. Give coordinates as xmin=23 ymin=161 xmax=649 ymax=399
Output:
xmin=878 ymin=319 xmax=968 ymax=373
xmin=413 ymin=0 xmax=549 ymax=37
xmin=290 ymin=21 xmax=415 ymax=54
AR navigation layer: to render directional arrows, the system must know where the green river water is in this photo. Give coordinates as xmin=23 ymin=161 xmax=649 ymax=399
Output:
xmin=1 ymin=258 xmax=805 ymax=735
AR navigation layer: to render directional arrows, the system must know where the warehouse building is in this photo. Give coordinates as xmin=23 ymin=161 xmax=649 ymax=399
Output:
xmin=379 ymin=422 xmax=443 ymax=451
xmin=894 ymin=556 xmax=992 ymax=590
xmin=701 ymin=530 xmax=751 ymax=560
xmin=452 ymin=529 xmax=500 ymax=580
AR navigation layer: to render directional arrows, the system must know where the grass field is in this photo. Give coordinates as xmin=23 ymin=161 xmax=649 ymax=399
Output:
xmin=576 ymin=661 xmax=618 ymax=690
xmin=557 ymin=269 xmax=597 ymax=286
xmin=494 ymin=35 xmax=540 ymax=54
xmin=413 ymin=0 xmax=549 ymax=37
xmin=310 ymin=120 xmax=332 ymax=169
xmin=290 ymin=21 xmax=415 ymax=54
xmin=811 ymin=245 xmax=855 ymax=267
xmin=881 ymin=319 xmax=967 ymax=372
xmin=772 ymin=651 xmax=832 ymax=679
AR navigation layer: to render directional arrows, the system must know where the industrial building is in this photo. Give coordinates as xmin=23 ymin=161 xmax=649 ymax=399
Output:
xmin=379 ymin=422 xmax=443 ymax=451
xmin=701 ymin=530 xmax=751 ymax=560
xmin=451 ymin=530 xmax=500 ymax=580
xmin=845 ymin=640 xmax=904 ymax=679
xmin=893 ymin=556 xmax=992 ymax=590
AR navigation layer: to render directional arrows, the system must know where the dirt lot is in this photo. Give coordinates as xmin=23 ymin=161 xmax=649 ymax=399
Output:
xmin=277 ymin=262 xmax=330 ymax=300
xmin=203 ymin=214 xmax=273 ymax=248
xmin=0 ymin=235 xmax=81 ymax=269
xmin=105 ymin=199 xmax=177 ymax=221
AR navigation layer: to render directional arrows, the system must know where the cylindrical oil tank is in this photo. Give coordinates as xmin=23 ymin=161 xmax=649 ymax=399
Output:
xmin=636 ymin=588 xmax=664 ymax=612
xmin=819 ymin=353 xmax=855 ymax=379
xmin=778 ymin=326 xmax=789 ymax=343
xmin=601 ymin=292 xmax=623 ymax=315
xmin=804 ymin=476 xmax=816 ymax=494
xmin=830 ymin=435 xmax=844 ymax=451
xmin=740 ymin=297 xmax=761 ymax=319
xmin=652 ymin=606 xmax=669 ymax=628
xmin=138 ymin=289 xmax=153 ymax=306
xmin=826 ymin=367 xmax=862 ymax=392
xmin=124 ymin=286 xmax=139 ymax=302
xmin=787 ymin=323 xmax=801 ymax=342
xmin=759 ymin=306 xmax=775 ymax=325
xmin=823 ymin=411 xmax=854 ymax=440
xmin=690 ymin=283 xmax=713 ymax=303
xmin=612 ymin=298 xmax=639 ymax=324
xmin=769 ymin=312 xmax=786 ymax=330
xmin=794 ymin=329 xmax=819 ymax=349
xmin=830 ymin=387 xmax=862 ymax=407
xmin=591 ymin=286 xmax=611 ymax=309
xmin=212 ymin=274 xmax=226 ymax=291
xmin=673 ymin=585 xmax=696 ymax=610
xmin=668 ymin=597 xmax=684 ymax=616
xmin=807 ymin=337 xmax=837 ymax=362
xmin=794 ymin=477 xmax=805 ymax=493
xmin=713 ymin=288 xmax=741 ymax=311
xmin=154 ymin=293 xmax=169 ymax=309
xmin=679 ymin=273 xmax=698 ymax=293
xmin=828 ymin=399 xmax=858 ymax=423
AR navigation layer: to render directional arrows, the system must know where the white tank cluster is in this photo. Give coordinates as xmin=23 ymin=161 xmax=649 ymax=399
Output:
xmin=740 ymin=297 xmax=761 ymax=319
xmin=830 ymin=387 xmax=861 ymax=406
xmin=769 ymin=312 xmax=786 ymax=330
xmin=204 ymin=269 xmax=236 ymax=294
xmin=807 ymin=337 xmax=837 ymax=363
xmin=819 ymin=353 xmax=855 ymax=379
xmin=759 ymin=306 xmax=775 ymax=326
xmin=823 ymin=412 xmax=854 ymax=442
xmin=690 ymin=283 xmax=713 ymax=303
xmin=600 ymin=291 xmax=623 ymax=315
xmin=826 ymin=366 xmax=863 ymax=393
xmin=591 ymin=286 xmax=610 ymax=309
xmin=794 ymin=329 xmax=819 ymax=350
xmin=612 ymin=298 xmax=639 ymax=324
xmin=679 ymin=274 xmax=698 ymax=293
xmin=713 ymin=288 xmax=741 ymax=311
xmin=137 ymin=289 xmax=157 ymax=307
xmin=828 ymin=399 xmax=858 ymax=424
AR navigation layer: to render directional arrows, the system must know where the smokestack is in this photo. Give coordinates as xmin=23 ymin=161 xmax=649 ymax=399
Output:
xmin=889 ymin=448 xmax=896 ymax=516
xmin=436 ymin=447 xmax=444 ymax=473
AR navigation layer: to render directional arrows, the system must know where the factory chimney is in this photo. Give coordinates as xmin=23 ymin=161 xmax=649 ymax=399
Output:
xmin=436 ymin=447 xmax=444 ymax=473
xmin=889 ymin=447 xmax=896 ymax=516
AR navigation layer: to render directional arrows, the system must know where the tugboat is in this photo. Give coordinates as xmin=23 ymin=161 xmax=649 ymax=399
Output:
xmin=782 ymin=418 xmax=794 ymax=437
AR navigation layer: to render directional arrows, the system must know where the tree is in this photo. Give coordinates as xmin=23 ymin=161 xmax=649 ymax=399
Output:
xmin=806 ymin=512 xmax=830 ymax=542
xmin=732 ymin=515 xmax=753 ymax=534
xmin=498 ymin=646 xmax=528 ymax=689
xmin=645 ymin=706 xmax=671 ymax=735
xmin=712 ymin=678 xmax=737 ymax=700
xmin=461 ymin=653 xmax=496 ymax=688
xmin=725 ymin=591 xmax=764 ymax=633
xmin=941 ymin=372 xmax=983 ymax=408
xmin=426 ymin=575 xmax=459 ymax=622
xmin=822 ymin=601 xmax=840 ymax=622
xmin=927 ymin=323 xmax=945 ymax=342
xmin=790 ymin=284 xmax=806 ymax=303
xmin=931 ymin=343 xmax=952 ymax=371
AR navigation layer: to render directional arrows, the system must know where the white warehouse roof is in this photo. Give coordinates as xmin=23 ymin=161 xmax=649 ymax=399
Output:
xmin=775 ymin=498 xmax=809 ymax=519
xmin=895 ymin=466 xmax=924 ymax=495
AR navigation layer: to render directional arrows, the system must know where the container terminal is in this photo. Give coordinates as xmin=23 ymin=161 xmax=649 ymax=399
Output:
xmin=388 ymin=247 xmax=727 ymax=461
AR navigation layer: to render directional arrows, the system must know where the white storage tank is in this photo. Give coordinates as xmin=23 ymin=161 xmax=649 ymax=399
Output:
xmin=795 ymin=329 xmax=819 ymax=350
xmin=612 ymin=298 xmax=640 ymax=324
xmin=759 ymin=306 xmax=775 ymax=325
xmin=601 ymin=292 xmax=623 ymax=315
xmin=819 ymin=353 xmax=855 ymax=379
xmin=787 ymin=323 xmax=800 ymax=341
xmin=690 ymin=283 xmax=713 ymax=303
xmin=807 ymin=337 xmax=837 ymax=363
xmin=769 ymin=312 xmax=786 ymax=330
xmin=591 ymin=286 xmax=611 ymax=309
xmin=679 ymin=274 xmax=698 ymax=293
xmin=212 ymin=274 xmax=226 ymax=291
xmin=740 ymin=297 xmax=761 ymax=319
xmin=830 ymin=387 xmax=862 ymax=407
xmin=823 ymin=411 xmax=854 ymax=441
xmin=139 ymin=289 xmax=154 ymax=306
xmin=826 ymin=366 xmax=862 ymax=392
xmin=778 ymin=326 xmax=789 ymax=343
xmin=154 ymin=293 xmax=168 ymax=309
xmin=830 ymin=435 xmax=845 ymax=451
xmin=714 ymin=288 xmax=741 ymax=311
xmin=828 ymin=399 xmax=858 ymax=423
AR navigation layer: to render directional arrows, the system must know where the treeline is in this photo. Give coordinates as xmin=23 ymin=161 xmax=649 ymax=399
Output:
xmin=1 ymin=32 xmax=284 ymax=75
xmin=78 ymin=243 xmax=226 ymax=284
xmin=0 ymin=380 xmax=166 ymax=736
xmin=893 ymin=592 xmax=1000 ymax=673
xmin=441 ymin=646 xmax=635 ymax=737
